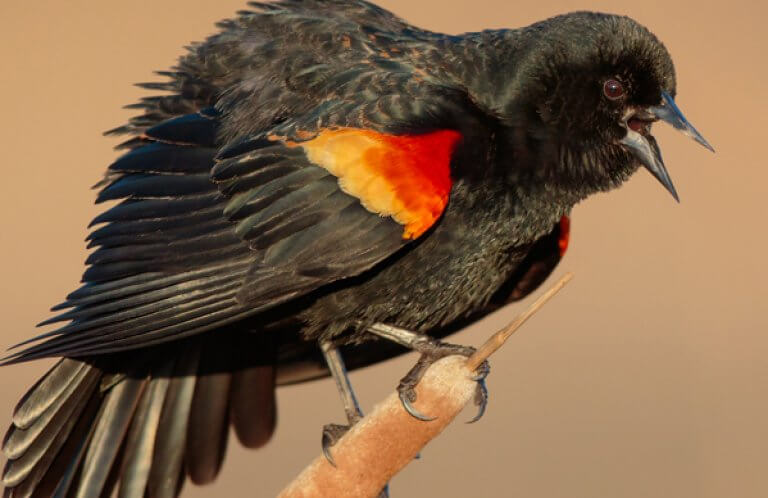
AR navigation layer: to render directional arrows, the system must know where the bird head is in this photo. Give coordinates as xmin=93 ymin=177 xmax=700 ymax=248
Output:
xmin=496 ymin=12 xmax=713 ymax=201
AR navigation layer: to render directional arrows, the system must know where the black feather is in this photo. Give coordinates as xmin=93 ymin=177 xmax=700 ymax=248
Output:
xmin=185 ymin=352 xmax=232 ymax=485
xmin=10 ymin=360 xmax=85 ymax=430
xmin=3 ymin=366 xmax=92 ymax=460
xmin=41 ymin=269 xmax=247 ymax=327
xmin=36 ymin=392 xmax=101 ymax=498
xmin=2 ymin=367 xmax=99 ymax=496
xmin=147 ymin=344 xmax=200 ymax=498
xmin=73 ymin=377 xmax=145 ymax=497
xmin=88 ymin=194 xmax=221 ymax=226
xmin=118 ymin=361 xmax=175 ymax=498
xmin=226 ymin=332 xmax=277 ymax=449
xmin=85 ymin=207 xmax=224 ymax=249
xmin=60 ymin=260 xmax=247 ymax=308
xmin=108 ymin=143 xmax=216 ymax=175
xmin=144 ymin=113 xmax=219 ymax=147
xmin=96 ymin=174 xmax=214 ymax=203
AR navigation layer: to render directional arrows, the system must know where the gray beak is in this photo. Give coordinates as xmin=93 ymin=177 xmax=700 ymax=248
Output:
xmin=620 ymin=91 xmax=714 ymax=202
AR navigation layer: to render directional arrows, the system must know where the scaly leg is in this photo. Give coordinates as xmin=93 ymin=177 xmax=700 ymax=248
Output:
xmin=319 ymin=340 xmax=390 ymax=497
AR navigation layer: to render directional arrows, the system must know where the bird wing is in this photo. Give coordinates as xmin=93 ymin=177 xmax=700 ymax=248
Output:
xmin=3 ymin=1 xmax=476 ymax=363
xmin=6 ymin=88 xmax=470 ymax=365
xmin=4 ymin=109 xmax=257 ymax=363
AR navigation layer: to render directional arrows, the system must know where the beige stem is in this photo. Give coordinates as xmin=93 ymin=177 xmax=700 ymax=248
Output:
xmin=466 ymin=272 xmax=573 ymax=370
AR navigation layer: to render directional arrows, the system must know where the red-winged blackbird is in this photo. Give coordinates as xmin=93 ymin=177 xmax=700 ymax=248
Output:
xmin=2 ymin=1 xmax=712 ymax=496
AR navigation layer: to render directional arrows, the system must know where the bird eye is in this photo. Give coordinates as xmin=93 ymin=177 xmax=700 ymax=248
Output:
xmin=603 ymin=79 xmax=625 ymax=100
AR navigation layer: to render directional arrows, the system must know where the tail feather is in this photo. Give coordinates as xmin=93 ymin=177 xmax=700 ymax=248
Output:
xmin=2 ymin=331 xmax=279 ymax=498
xmin=75 ymin=378 xmax=146 ymax=498
xmin=146 ymin=345 xmax=200 ymax=498
xmin=39 ymin=392 xmax=101 ymax=498
xmin=184 ymin=339 xmax=233 ymax=486
xmin=230 ymin=364 xmax=276 ymax=449
xmin=230 ymin=330 xmax=277 ymax=449
xmin=4 ymin=365 xmax=93 ymax=460
xmin=117 ymin=364 xmax=173 ymax=498
xmin=11 ymin=361 xmax=87 ymax=430
xmin=3 ymin=364 xmax=99 ymax=498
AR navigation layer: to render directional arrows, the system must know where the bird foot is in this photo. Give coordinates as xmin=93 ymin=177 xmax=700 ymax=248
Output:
xmin=321 ymin=422 xmax=353 ymax=467
xmin=397 ymin=340 xmax=490 ymax=423
xmin=321 ymin=422 xmax=389 ymax=497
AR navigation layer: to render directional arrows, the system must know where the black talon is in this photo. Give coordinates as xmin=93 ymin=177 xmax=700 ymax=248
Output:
xmin=396 ymin=354 xmax=439 ymax=421
xmin=398 ymin=389 xmax=437 ymax=421
xmin=393 ymin=340 xmax=492 ymax=423
xmin=323 ymin=424 xmax=389 ymax=496
xmin=365 ymin=325 xmax=494 ymax=424
xmin=467 ymin=376 xmax=488 ymax=424
xmin=321 ymin=423 xmax=350 ymax=467
xmin=322 ymin=441 xmax=336 ymax=467
xmin=466 ymin=359 xmax=490 ymax=423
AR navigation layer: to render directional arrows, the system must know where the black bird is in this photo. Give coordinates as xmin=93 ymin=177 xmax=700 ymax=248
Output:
xmin=1 ymin=1 xmax=712 ymax=496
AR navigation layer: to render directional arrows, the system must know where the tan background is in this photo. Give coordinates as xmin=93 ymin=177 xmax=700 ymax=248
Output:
xmin=0 ymin=0 xmax=766 ymax=497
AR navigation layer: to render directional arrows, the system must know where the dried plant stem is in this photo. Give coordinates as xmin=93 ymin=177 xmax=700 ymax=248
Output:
xmin=278 ymin=273 xmax=573 ymax=498
xmin=466 ymin=272 xmax=573 ymax=370
xmin=278 ymin=355 xmax=476 ymax=498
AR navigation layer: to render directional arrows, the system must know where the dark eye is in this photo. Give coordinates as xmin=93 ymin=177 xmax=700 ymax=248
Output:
xmin=603 ymin=79 xmax=625 ymax=100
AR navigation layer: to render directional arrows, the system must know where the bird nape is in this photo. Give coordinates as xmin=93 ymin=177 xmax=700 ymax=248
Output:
xmin=1 ymin=1 xmax=712 ymax=497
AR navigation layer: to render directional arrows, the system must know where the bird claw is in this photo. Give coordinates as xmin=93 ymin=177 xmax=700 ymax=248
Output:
xmin=466 ymin=359 xmax=490 ymax=423
xmin=396 ymin=340 xmax=491 ymax=423
xmin=321 ymin=423 xmax=350 ymax=467
xmin=322 ymin=423 xmax=389 ymax=496
xmin=467 ymin=372 xmax=489 ymax=424
xmin=398 ymin=387 xmax=437 ymax=421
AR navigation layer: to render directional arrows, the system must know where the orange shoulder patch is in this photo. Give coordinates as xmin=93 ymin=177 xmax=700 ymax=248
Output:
xmin=290 ymin=128 xmax=461 ymax=239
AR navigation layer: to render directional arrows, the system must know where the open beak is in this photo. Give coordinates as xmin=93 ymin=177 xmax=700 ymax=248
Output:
xmin=620 ymin=91 xmax=714 ymax=202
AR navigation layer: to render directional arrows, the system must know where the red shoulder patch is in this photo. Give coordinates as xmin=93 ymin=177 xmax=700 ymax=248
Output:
xmin=558 ymin=215 xmax=570 ymax=257
xmin=289 ymin=128 xmax=461 ymax=239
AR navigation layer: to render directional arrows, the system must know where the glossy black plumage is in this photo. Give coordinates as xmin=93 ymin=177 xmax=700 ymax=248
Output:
xmin=3 ymin=334 xmax=279 ymax=498
xmin=2 ymin=1 xmax=709 ymax=496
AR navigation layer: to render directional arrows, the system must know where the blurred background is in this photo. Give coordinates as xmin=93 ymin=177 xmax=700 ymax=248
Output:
xmin=0 ymin=0 xmax=765 ymax=496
